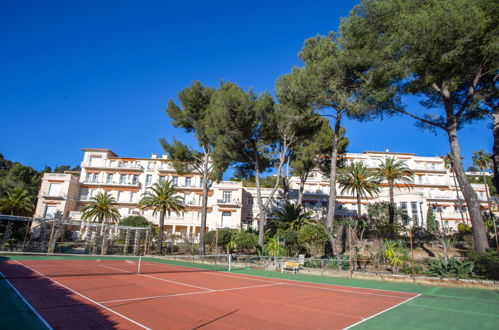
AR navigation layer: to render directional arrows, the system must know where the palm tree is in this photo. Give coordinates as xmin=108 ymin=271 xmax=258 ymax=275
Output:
xmin=339 ymin=161 xmax=380 ymax=221
xmin=139 ymin=179 xmax=185 ymax=254
xmin=374 ymin=158 xmax=414 ymax=225
xmin=0 ymin=187 xmax=34 ymax=240
xmin=444 ymin=154 xmax=467 ymax=224
xmin=81 ymin=192 xmax=121 ymax=254
xmin=472 ymin=150 xmax=492 ymax=210
xmin=271 ymin=202 xmax=314 ymax=232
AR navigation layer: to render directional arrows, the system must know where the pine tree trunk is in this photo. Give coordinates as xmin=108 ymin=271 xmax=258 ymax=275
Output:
xmin=492 ymin=110 xmax=499 ymax=196
xmin=448 ymin=125 xmax=489 ymax=252
xmin=298 ymin=177 xmax=305 ymax=205
xmin=157 ymin=208 xmax=165 ymax=254
xmin=199 ymin=156 xmax=209 ymax=255
xmin=325 ymin=111 xmax=342 ymax=255
xmin=452 ymin=170 xmax=467 ymax=224
xmin=255 ymin=164 xmax=266 ymax=248
xmin=483 ymin=171 xmax=491 ymax=210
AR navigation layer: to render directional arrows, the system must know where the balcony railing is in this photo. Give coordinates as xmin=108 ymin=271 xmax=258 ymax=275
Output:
xmin=82 ymin=180 xmax=141 ymax=187
xmin=217 ymin=199 xmax=241 ymax=206
xmin=38 ymin=192 xmax=67 ymax=199
xmin=82 ymin=161 xmax=143 ymax=170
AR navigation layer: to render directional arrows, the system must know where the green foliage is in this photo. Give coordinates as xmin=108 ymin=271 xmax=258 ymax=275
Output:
xmin=233 ymin=230 xmax=258 ymax=254
xmin=339 ymin=161 xmax=380 ymax=216
xmin=426 ymin=207 xmax=437 ymax=232
xmin=119 ymin=216 xmax=150 ymax=227
xmin=457 ymin=223 xmax=472 ymax=235
xmin=0 ymin=154 xmax=41 ymax=201
xmin=270 ymin=203 xmax=314 ymax=232
xmin=382 ymin=240 xmax=407 ymax=270
xmin=264 ymin=237 xmax=284 ymax=257
xmin=427 ymin=257 xmax=475 ymax=279
xmin=467 ymin=250 xmax=499 ymax=280
xmin=80 ymin=192 xmax=121 ymax=224
xmin=0 ymin=187 xmax=34 ymax=216
xmin=233 ymin=176 xmax=282 ymax=188
xmin=298 ymin=223 xmax=329 ymax=256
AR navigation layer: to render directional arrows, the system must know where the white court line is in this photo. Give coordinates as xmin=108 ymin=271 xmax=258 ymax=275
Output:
xmin=14 ymin=261 xmax=151 ymax=330
xmin=0 ymin=272 xmax=53 ymax=330
xmin=343 ymin=293 xmax=422 ymax=329
xmin=98 ymin=283 xmax=282 ymax=304
xmin=140 ymin=260 xmax=414 ymax=299
xmin=99 ymin=264 xmax=215 ymax=292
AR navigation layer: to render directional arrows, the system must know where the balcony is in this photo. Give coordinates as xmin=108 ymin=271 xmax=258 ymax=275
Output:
xmin=82 ymin=180 xmax=141 ymax=188
xmin=82 ymin=161 xmax=143 ymax=171
xmin=217 ymin=199 xmax=241 ymax=207
xmin=38 ymin=192 xmax=67 ymax=200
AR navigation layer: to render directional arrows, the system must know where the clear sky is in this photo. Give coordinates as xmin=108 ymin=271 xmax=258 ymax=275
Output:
xmin=0 ymin=0 xmax=491 ymax=174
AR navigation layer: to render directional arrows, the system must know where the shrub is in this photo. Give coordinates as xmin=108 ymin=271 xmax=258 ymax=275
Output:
xmin=233 ymin=231 xmax=258 ymax=254
xmin=427 ymin=257 xmax=474 ymax=278
xmin=467 ymin=249 xmax=499 ymax=280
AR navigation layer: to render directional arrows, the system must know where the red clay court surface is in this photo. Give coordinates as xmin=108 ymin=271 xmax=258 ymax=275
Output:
xmin=0 ymin=259 xmax=419 ymax=329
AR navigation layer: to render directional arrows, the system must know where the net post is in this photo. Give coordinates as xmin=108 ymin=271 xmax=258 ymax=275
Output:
xmin=137 ymin=256 xmax=142 ymax=274
xmin=228 ymin=253 xmax=232 ymax=272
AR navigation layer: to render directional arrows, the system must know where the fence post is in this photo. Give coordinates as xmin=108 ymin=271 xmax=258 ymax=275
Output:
xmin=228 ymin=253 xmax=232 ymax=272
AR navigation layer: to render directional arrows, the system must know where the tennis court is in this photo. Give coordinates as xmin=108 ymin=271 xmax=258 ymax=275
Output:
xmin=0 ymin=253 xmax=497 ymax=329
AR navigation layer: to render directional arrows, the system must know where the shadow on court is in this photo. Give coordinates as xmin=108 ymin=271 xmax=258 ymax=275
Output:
xmin=0 ymin=261 xmax=119 ymax=329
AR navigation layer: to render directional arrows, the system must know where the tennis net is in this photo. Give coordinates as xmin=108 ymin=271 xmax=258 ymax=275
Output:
xmin=0 ymin=252 xmax=232 ymax=279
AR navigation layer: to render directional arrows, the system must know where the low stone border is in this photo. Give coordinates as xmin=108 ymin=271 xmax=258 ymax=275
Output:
xmin=297 ymin=267 xmax=498 ymax=290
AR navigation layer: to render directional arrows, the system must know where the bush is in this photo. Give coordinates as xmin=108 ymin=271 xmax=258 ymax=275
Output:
xmin=467 ymin=249 xmax=499 ymax=280
xmin=427 ymin=257 xmax=474 ymax=278
xmin=233 ymin=231 xmax=258 ymax=254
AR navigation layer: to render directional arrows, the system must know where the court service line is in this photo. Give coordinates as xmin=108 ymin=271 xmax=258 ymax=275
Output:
xmin=98 ymin=283 xmax=282 ymax=304
xmin=14 ymin=261 xmax=151 ymax=330
xmin=0 ymin=272 xmax=53 ymax=330
xmin=99 ymin=264 xmax=215 ymax=291
xmin=139 ymin=261 xmax=413 ymax=299
xmin=343 ymin=293 xmax=422 ymax=330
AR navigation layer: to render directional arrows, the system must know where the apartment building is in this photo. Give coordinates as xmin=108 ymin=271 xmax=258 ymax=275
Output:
xmin=36 ymin=149 xmax=490 ymax=239
xmin=286 ymin=151 xmax=490 ymax=229
xmin=35 ymin=148 xmax=243 ymax=238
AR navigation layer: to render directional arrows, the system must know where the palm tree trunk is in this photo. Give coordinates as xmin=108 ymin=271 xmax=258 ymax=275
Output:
xmin=101 ymin=222 xmax=109 ymax=255
xmin=388 ymin=181 xmax=395 ymax=225
xmin=325 ymin=111 xmax=342 ymax=256
xmin=157 ymin=208 xmax=165 ymax=254
xmin=356 ymin=194 xmax=362 ymax=219
xmin=448 ymin=125 xmax=489 ymax=252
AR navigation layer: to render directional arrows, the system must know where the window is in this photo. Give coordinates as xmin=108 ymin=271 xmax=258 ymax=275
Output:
xmin=120 ymin=174 xmax=126 ymax=184
xmin=106 ymin=173 xmax=113 ymax=183
xmin=222 ymin=191 xmax=232 ymax=202
xmin=80 ymin=188 xmax=89 ymax=200
xmin=48 ymin=183 xmax=61 ymax=196
xmin=131 ymin=175 xmax=139 ymax=184
xmin=411 ymin=202 xmax=418 ymax=224
xmin=221 ymin=211 xmax=231 ymax=228
xmin=172 ymin=176 xmax=178 ymax=185
xmin=89 ymin=156 xmax=102 ymax=166
xmin=159 ymin=176 xmax=165 ymax=183
xmin=146 ymin=174 xmax=152 ymax=186
xmin=185 ymin=177 xmax=192 ymax=187
xmin=44 ymin=205 xmax=58 ymax=219
xmin=85 ymin=173 xmax=98 ymax=183
xmin=247 ymin=197 xmax=254 ymax=205
xmin=147 ymin=162 xmax=154 ymax=170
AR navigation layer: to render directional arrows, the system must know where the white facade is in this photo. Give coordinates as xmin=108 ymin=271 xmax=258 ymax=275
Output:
xmin=36 ymin=149 xmax=490 ymax=237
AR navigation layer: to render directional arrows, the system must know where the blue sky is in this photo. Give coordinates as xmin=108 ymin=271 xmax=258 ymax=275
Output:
xmin=0 ymin=0 xmax=491 ymax=174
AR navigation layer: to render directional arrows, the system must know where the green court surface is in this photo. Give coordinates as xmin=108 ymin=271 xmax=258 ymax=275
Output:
xmin=1 ymin=254 xmax=498 ymax=329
